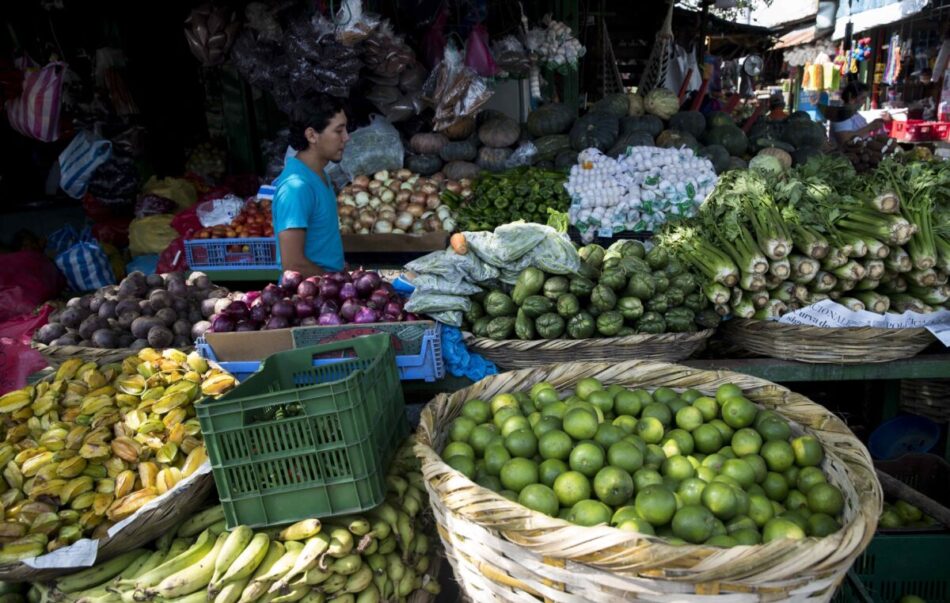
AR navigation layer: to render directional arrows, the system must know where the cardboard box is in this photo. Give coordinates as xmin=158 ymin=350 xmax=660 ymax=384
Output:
xmin=203 ymin=320 xmax=436 ymax=362
xmin=341 ymin=232 xmax=448 ymax=253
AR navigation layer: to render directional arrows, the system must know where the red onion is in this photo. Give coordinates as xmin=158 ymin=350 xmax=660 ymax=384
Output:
xmin=381 ymin=313 xmax=401 ymax=322
xmin=226 ymin=301 xmax=250 ymax=321
xmin=319 ymin=280 xmax=340 ymax=300
xmin=318 ymin=313 xmax=344 ymax=326
xmin=327 ymin=271 xmax=351 ymax=284
xmin=297 ymin=280 xmax=319 ymax=298
xmin=339 ymin=282 xmax=358 ymax=300
xmin=354 ymin=272 xmax=382 ymax=297
xmin=211 ymin=314 xmax=235 ymax=333
xmin=299 ymin=316 xmax=319 ymax=326
xmin=281 ymin=270 xmax=303 ymax=290
xmin=250 ymin=304 xmax=268 ymax=323
xmin=405 ymin=312 xmax=420 ymax=321
xmin=265 ymin=316 xmax=290 ymax=330
xmin=244 ymin=291 xmax=261 ymax=306
xmin=261 ymin=284 xmax=281 ymax=307
xmin=353 ymin=307 xmax=379 ymax=324
xmin=320 ymin=300 xmax=339 ymax=315
xmin=272 ymin=300 xmax=295 ymax=319
xmin=340 ymin=299 xmax=362 ymax=322
xmin=368 ymin=291 xmax=390 ymax=310
xmin=295 ymin=299 xmax=316 ymax=318
xmin=383 ymin=300 xmax=403 ymax=317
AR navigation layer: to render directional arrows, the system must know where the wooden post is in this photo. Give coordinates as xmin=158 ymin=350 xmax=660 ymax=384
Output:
xmin=698 ymin=0 xmax=711 ymax=66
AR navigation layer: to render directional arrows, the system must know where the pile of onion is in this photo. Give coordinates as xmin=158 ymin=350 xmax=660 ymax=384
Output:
xmin=337 ymin=169 xmax=467 ymax=235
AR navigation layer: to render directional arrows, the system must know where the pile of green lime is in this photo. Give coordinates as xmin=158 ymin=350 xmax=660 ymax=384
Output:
xmin=879 ymin=499 xmax=938 ymax=530
xmin=441 ymin=377 xmax=846 ymax=547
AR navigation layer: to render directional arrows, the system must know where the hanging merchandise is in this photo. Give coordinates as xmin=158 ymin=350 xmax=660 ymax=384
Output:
xmin=421 ymin=4 xmax=449 ymax=70
xmin=884 ymin=33 xmax=901 ymax=85
xmin=492 ymin=35 xmax=531 ymax=77
xmin=54 ymin=233 xmax=116 ymax=292
xmin=423 ymin=43 xmax=494 ymax=132
xmin=823 ymin=62 xmax=840 ymax=90
xmin=57 ymin=131 xmax=112 ymax=199
xmin=637 ymin=0 xmax=674 ymax=96
xmin=334 ymin=0 xmax=379 ymax=46
xmin=4 ymin=58 xmax=64 ymax=142
xmin=465 ymin=23 xmax=497 ymax=77
xmin=362 ymin=20 xmax=427 ymax=122
xmin=183 ymin=3 xmax=241 ymax=67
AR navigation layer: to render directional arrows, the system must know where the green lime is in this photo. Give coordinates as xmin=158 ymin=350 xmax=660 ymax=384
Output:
xmin=607 ymin=441 xmax=644 ymax=474
xmin=594 ymin=423 xmax=626 ymax=448
xmin=726 ymin=515 xmax=757 ymax=534
xmin=553 ymin=471 xmax=592 ymax=508
xmin=731 ymin=528 xmax=761 ymax=545
xmin=748 ymin=494 xmax=775 ymax=527
xmin=519 ymin=483 xmax=559 ymax=516
xmin=538 ymin=430 xmax=573 ymax=461
xmin=757 ymin=416 xmax=792 ymax=442
xmin=593 ymin=466 xmax=635 ymax=506
xmin=611 ymin=505 xmax=641 ymax=525
xmin=642 ymin=403 xmax=673 ymax=427
xmin=709 ymin=419 xmax=735 ymax=442
xmin=493 ymin=406 xmax=522 ymax=431
xmin=528 ymin=412 xmax=542 ymax=428
xmin=785 ymin=490 xmax=808 ymax=512
xmin=569 ymin=442 xmax=606 ymax=477
xmin=806 ymin=512 xmax=841 ymax=537
xmin=538 ymin=458 xmax=569 ymax=488
xmin=533 ymin=386 xmax=560 ymax=408
xmin=476 ymin=474 xmax=503 ymax=491
xmin=712 ymin=474 xmax=741 ymax=490
xmin=499 ymin=489 xmax=519 ymax=502
xmin=533 ymin=416 xmax=563 ymax=439
xmin=446 ymin=455 xmax=476 ymax=479
xmin=623 ymin=434 xmax=647 ymax=455
xmin=469 ymin=424 xmax=499 ymax=456
xmin=663 ymin=429 xmax=695 ymax=456
xmin=462 ymin=399 xmax=492 ymax=424
xmin=721 ymin=397 xmax=757 ymax=429
xmin=780 ymin=510 xmax=810 ymax=532
xmin=806 ymin=483 xmax=844 ymax=516
xmin=701 ymin=453 xmax=726 ymax=472
xmin=617 ymin=518 xmax=655 ymax=535
xmin=563 ymin=408 xmax=599 ymax=440
xmin=879 ymin=509 xmax=902 ymax=529
xmin=681 ymin=389 xmax=703 ymax=403
xmin=696 ymin=467 xmax=717 ymax=483
xmin=633 ymin=468 xmax=664 ymax=491
xmin=761 ymin=440 xmax=795 ymax=472
xmin=483 ymin=442 xmax=511 ymax=476
xmin=692 ymin=396 xmax=719 ymax=422
xmin=614 ymin=390 xmax=644 ymax=418
xmin=743 ymin=455 xmax=768 ymax=484
xmin=499 ymin=458 xmax=539 ymax=493
xmin=635 ymin=417 xmax=666 ymax=445
xmin=710 ymin=518 xmax=728 ymax=537
xmin=443 ymin=441 xmax=475 ymax=460
xmin=672 ymin=504 xmax=717 ymax=543
xmin=502 ymin=414 xmax=532 ymax=437
xmin=635 ymin=484 xmax=677 ymax=526
xmin=613 ymin=415 xmax=639 ymax=434
xmin=677 ymin=478 xmax=707 ymax=507
xmin=662 ymin=455 xmax=696 ymax=482
xmin=449 ymin=417 xmax=478 ymax=443
xmin=796 ymin=466 xmax=827 ymax=493
xmin=541 ymin=401 xmax=568 ymax=420
xmin=575 ymin=378 xmax=604 ymax=401
xmin=720 ymin=459 xmax=756 ymax=489
xmin=731 ymin=428 xmax=763 ymax=457
xmin=705 ymin=534 xmax=739 ymax=547
xmin=606 ymin=384 xmax=626 ymax=399
xmin=568 ymin=499 xmax=612 ymax=526
xmin=762 ymin=518 xmax=806 ymax=542
xmin=702 ymin=482 xmax=738 ymax=520
xmin=895 ymin=500 xmax=923 ymax=523
xmin=675 ymin=406 xmax=704 ymax=431
xmin=667 ymin=398 xmax=689 ymax=416
xmin=644 ymin=444 xmax=667 ymax=469
xmin=587 ymin=390 xmax=615 ymax=415
xmin=715 ymin=383 xmax=744 ymax=404
xmin=490 ymin=393 xmax=521 ymax=415
xmin=733 ymin=488 xmax=750 ymax=517
xmin=653 ymin=387 xmax=679 ymax=405
xmin=747 ymin=483 xmax=767 ymax=498
xmin=505 ymin=429 xmax=538 ymax=458
xmin=791 ymin=436 xmax=823 ymax=467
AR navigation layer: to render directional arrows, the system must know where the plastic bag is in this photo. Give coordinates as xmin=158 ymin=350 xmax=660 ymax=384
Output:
xmin=421 ymin=6 xmax=448 ymax=69
xmin=0 ymin=304 xmax=53 ymax=344
xmin=340 ymin=116 xmax=404 ymax=181
xmin=129 ymin=214 xmax=178 ymax=256
xmin=92 ymin=218 xmax=131 ymax=248
xmin=87 ymin=155 xmax=140 ymax=202
xmin=171 ymin=206 xmax=202 ymax=237
xmin=55 ymin=241 xmax=116 ymax=292
xmin=412 ymin=274 xmax=482 ymax=296
xmin=142 ymin=176 xmax=198 ymax=208
xmin=405 ymin=250 xmax=500 ymax=284
xmin=58 ymin=131 xmax=112 ymax=199
xmin=196 ymin=194 xmax=245 ymax=227
xmin=5 ymin=60 xmax=65 ymax=142
xmin=427 ymin=310 xmax=463 ymax=327
xmin=334 ymin=0 xmax=378 ymax=46
xmin=157 ymin=236 xmax=188 ymax=273
xmin=0 ymin=251 xmax=66 ymax=321
xmin=505 ymin=142 xmax=538 ymax=169
xmin=465 ymin=222 xmax=553 ymax=265
xmin=441 ymin=325 xmax=497 ymax=380
xmin=464 ymin=23 xmax=497 ymax=77
xmin=492 ymin=36 xmax=531 ymax=77
xmin=0 ymin=339 xmax=48 ymax=396
xmin=404 ymin=292 xmax=471 ymax=315
xmin=134 ymin=194 xmax=177 ymax=218
xmin=529 ymin=231 xmax=581 ymax=275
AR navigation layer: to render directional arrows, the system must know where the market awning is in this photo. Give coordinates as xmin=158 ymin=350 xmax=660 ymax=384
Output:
xmin=774 ymin=26 xmax=821 ymax=49
xmin=832 ymin=0 xmax=931 ymax=38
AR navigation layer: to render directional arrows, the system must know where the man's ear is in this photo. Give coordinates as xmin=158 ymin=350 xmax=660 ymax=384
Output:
xmin=305 ymin=126 xmax=319 ymax=145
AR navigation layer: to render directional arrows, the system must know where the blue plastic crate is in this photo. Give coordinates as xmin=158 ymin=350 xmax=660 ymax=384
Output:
xmin=184 ymin=237 xmax=279 ymax=271
xmin=197 ymin=322 xmax=444 ymax=382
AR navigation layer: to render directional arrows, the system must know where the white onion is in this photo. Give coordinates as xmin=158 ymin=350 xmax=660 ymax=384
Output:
xmin=374 ymin=220 xmax=393 ymax=234
xmin=395 ymin=211 xmax=415 ymax=230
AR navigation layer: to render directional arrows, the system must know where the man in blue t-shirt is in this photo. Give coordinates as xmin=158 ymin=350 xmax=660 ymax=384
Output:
xmin=273 ymin=95 xmax=349 ymax=275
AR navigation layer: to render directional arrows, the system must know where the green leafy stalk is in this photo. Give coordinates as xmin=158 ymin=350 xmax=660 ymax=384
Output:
xmin=854 ymin=278 xmax=880 ymax=291
xmin=909 ymin=285 xmax=950 ymax=305
xmin=750 ymin=290 xmax=770 ymax=309
xmin=884 ymin=247 xmax=913 ymax=273
xmin=789 ymin=255 xmax=820 ymax=284
xmin=754 ymin=299 xmax=786 ymax=319
xmin=855 ymin=291 xmax=891 ymax=313
xmin=907 ymin=268 xmax=938 ymax=288
xmin=863 ymin=238 xmax=890 ymax=259
xmin=863 ymin=259 xmax=885 ymax=281
xmin=837 ymin=297 xmax=866 ymax=312
xmin=768 ymin=258 xmax=791 ymax=280
xmin=732 ymin=296 xmax=756 ymax=318
xmin=889 ymin=293 xmax=927 ymax=313
xmin=811 ymin=271 xmax=838 ymax=293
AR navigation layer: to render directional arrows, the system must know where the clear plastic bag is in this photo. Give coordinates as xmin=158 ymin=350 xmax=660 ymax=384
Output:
xmin=427 ymin=310 xmax=463 ymax=327
xmin=492 ymin=35 xmax=531 ymax=77
xmin=505 ymin=142 xmax=538 ymax=169
xmin=464 ymin=222 xmax=552 ymax=265
xmin=412 ymin=274 xmax=482 ymax=296
xmin=405 ymin=250 xmax=500 ymax=284
xmin=340 ymin=115 xmax=404 ymax=180
xmin=196 ymin=194 xmax=245 ymax=227
xmin=334 ymin=0 xmax=378 ymax=46
xmin=404 ymin=292 xmax=471 ymax=315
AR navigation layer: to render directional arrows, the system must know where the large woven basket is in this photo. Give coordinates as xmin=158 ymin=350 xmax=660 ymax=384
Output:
xmin=465 ymin=330 xmax=714 ymax=370
xmin=416 ymin=360 xmax=881 ymax=601
xmin=31 ymin=343 xmax=194 ymax=368
xmin=721 ymin=319 xmax=934 ymax=364
xmin=900 ymin=379 xmax=950 ymax=422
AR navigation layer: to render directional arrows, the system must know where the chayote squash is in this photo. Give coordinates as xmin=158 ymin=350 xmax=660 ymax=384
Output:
xmin=515 ymin=309 xmax=536 ymax=340
xmin=599 ymin=268 xmax=628 ymax=292
xmin=645 ymin=246 xmax=670 ymax=270
xmin=465 ymin=300 xmax=485 ymax=324
xmin=617 ymin=297 xmax=644 ymax=321
xmin=577 ymin=261 xmax=600 ymax=281
xmin=671 ymin=272 xmax=697 ymax=294
xmin=665 ymin=307 xmax=696 ymax=333
xmin=569 ymin=276 xmax=595 ymax=299
xmin=596 ymin=311 xmax=624 ymax=337
xmin=485 ymin=291 xmax=517 ymax=317
xmin=566 ymin=312 xmax=596 ymax=339
xmin=695 ymin=308 xmax=722 ymax=330
xmin=486 ymin=316 xmax=517 ymax=340
xmin=587 ymin=304 xmax=603 ymax=318
xmin=647 ymin=293 xmax=669 ymax=314
xmin=665 ymin=287 xmax=685 ymax=308
xmin=535 ymin=313 xmax=566 ymax=339
xmin=512 ymin=267 xmax=545 ymax=306
xmin=684 ymin=292 xmax=705 ymax=312
xmin=556 ymin=293 xmax=581 ymax=318
xmin=472 ymin=316 xmax=492 ymax=337
xmin=653 ymin=273 xmax=670 ymax=294
xmin=636 ymin=312 xmax=666 ymax=334
xmin=663 ymin=258 xmax=685 ymax=277
xmin=625 ymin=273 xmax=656 ymax=300
xmin=591 ymin=284 xmax=618 ymax=311
xmin=521 ymin=295 xmax=554 ymax=319
xmin=578 ymin=244 xmax=606 ymax=268
xmin=617 ymin=326 xmax=637 ymax=337
xmin=620 ymin=256 xmax=651 ymax=277
xmin=543 ymin=276 xmax=570 ymax=300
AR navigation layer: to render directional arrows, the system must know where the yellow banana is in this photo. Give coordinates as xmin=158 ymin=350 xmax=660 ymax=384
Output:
xmin=123 ymin=528 xmax=215 ymax=590
xmin=269 ymin=533 xmax=329 ymax=594
xmin=330 ymin=555 xmax=362 ymax=576
xmin=175 ymin=505 xmax=224 ymax=538
xmin=115 ymin=549 xmax=154 ymax=581
xmin=150 ymin=531 xmax=227 ymax=598
xmin=354 ymin=582 xmax=379 ymax=603
xmin=343 ymin=564 xmax=373 ymax=594
xmin=207 ymin=525 xmax=254 ymax=596
xmin=215 ymin=532 xmax=270 ymax=589
xmin=326 ymin=527 xmax=353 ymax=558
xmin=320 ymin=573 xmax=347 ymax=595
xmin=128 ymin=548 xmax=169 ymax=581
xmin=56 ymin=548 xmax=147 ymax=593
xmin=278 ymin=519 xmax=321 ymax=542
xmin=303 ymin=567 xmax=333 ymax=585
xmin=213 ymin=577 xmax=249 ymax=603
xmin=234 ymin=540 xmax=285 ymax=603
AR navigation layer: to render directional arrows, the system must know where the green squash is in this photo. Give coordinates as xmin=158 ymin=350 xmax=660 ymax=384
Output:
xmin=515 ymin=309 xmax=536 ymax=340
xmin=521 ymin=295 xmax=554 ymax=319
xmin=526 ymin=103 xmax=575 ymax=137
xmin=485 ymin=291 xmax=517 ymax=317
xmin=512 ymin=267 xmax=545 ymax=305
xmin=569 ymin=276 xmax=595 ymax=299
xmin=591 ymin=93 xmax=632 ymax=118
xmin=570 ymin=113 xmax=620 ymax=152
xmin=486 ymin=316 xmax=516 ymax=340
xmin=543 ymin=276 xmax=570 ymax=300
xmin=535 ymin=313 xmax=566 ymax=339
xmin=617 ymin=297 xmax=645 ymax=321
xmin=566 ymin=312 xmax=596 ymax=339
xmin=596 ymin=311 xmax=624 ymax=337
xmin=669 ymin=111 xmax=707 ymax=138
xmin=556 ymin=293 xmax=581 ymax=318
xmin=591 ymin=284 xmax=618 ymax=311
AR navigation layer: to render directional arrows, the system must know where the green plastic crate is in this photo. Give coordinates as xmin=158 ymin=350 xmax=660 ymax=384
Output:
xmin=846 ymin=534 xmax=950 ymax=602
xmin=197 ymin=334 xmax=407 ymax=528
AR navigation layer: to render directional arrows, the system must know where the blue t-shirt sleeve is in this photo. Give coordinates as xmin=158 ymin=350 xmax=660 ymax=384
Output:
xmin=273 ymin=177 xmax=315 ymax=232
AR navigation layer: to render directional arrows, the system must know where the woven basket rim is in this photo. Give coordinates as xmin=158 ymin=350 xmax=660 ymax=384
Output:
xmin=464 ymin=328 xmax=715 ymax=349
xmin=724 ymin=318 xmax=932 ymax=336
xmin=415 ymin=359 xmax=881 ymax=590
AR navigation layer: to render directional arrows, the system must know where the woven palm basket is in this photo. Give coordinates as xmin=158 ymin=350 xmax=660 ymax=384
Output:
xmin=465 ymin=330 xmax=714 ymax=370
xmin=721 ymin=319 xmax=933 ymax=364
xmin=416 ymin=360 xmax=881 ymax=601
xmin=31 ymin=343 xmax=194 ymax=369
xmin=900 ymin=379 xmax=950 ymax=422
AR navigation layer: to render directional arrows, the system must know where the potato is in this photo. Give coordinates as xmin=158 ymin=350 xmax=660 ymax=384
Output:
xmin=115 ymin=299 xmax=140 ymax=316
xmin=145 ymin=274 xmax=165 ymax=289
xmin=156 ymin=307 xmax=178 ymax=327
xmin=138 ymin=300 xmax=155 ymax=316
xmin=118 ymin=333 xmax=136 ymax=348
xmin=167 ymin=280 xmax=187 ymax=298
xmin=173 ymin=335 xmax=192 ymax=348
xmin=191 ymin=321 xmax=211 ymax=340
xmin=98 ymin=300 xmax=118 ymax=319
xmin=173 ymin=297 xmax=190 ymax=314
xmin=130 ymin=339 xmax=150 ymax=351
xmin=149 ymin=290 xmax=173 ymax=310
xmin=187 ymin=272 xmax=211 ymax=288
xmin=131 ymin=316 xmax=162 ymax=340
xmin=66 ymin=297 xmax=84 ymax=309
xmin=59 ymin=307 xmax=88 ymax=329
xmin=89 ymin=296 xmax=105 ymax=313
xmin=117 ymin=311 xmax=139 ymax=329
xmin=51 ymin=334 xmax=80 ymax=346
xmin=147 ymin=325 xmax=174 ymax=348
xmin=200 ymin=299 xmax=218 ymax=318
xmin=187 ymin=310 xmax=203 ymax=324
xmin=213 ymin=298 xmax=232 ymax=316
xmin=207 ymin=288 xmax=229 ymax=299
xmin=79 ymin=316 xmax=109 ymax=341
xmin=117 ymin=280 xmax=140 ymax=299
xmin=34 ymin=323 xmax=67 ymax=345
xmin=91 ymin=329 xmax=119 ymax=349
xmin=172 ymin=320 xmax=192 ymax=337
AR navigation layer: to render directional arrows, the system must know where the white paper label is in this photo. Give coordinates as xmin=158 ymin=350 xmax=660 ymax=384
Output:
xmin=775 ymin=300 xmax=950 ymax=346
xmin=597 ymin=226 xmax=613 ymax=239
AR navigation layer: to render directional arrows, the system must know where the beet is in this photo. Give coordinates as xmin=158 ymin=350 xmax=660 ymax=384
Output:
xmin=353 ymin=307 xmax=379 ymax=324
xmin=299 ymin=316 xmax=319 ymax=326
xmin=250 ymin=303 xmax=268 ymax=323
xmin=147 ymin=325 xmax=174 ymax=348
xmin=34 ymin=323 xmax=66 ymax=345
xmin=91 ymin=329 xmax=119 ymax=349
xmin=340 ymin=299 xmax=362 ymax=322
xmin=281 ymin=270 xmax=303 ymax=290
xmin=191 ymin=321 xmax=212 ymax=340
xmin=295 ymin=299 xmax=316 ymax=318
xmin=226 ymin=301 xmax=250 ymax=321
xmin=156 ymin=308 xmax=178 ymax=327
xmin=319 ymin=280 xmax=340 ymax=300
xmin=261 ymin=284 xmax=282 ymax=307
xmin=320 ymin=300 xmax=339 ymax=315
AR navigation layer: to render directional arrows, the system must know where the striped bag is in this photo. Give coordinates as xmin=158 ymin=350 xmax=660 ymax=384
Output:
xmin=4 ymin=60 xmax=65 ymax=142
xmin=54 ymin=230 xmax=116 ymax=292
xmin=58 ymin=131 xmax=113 ymax=198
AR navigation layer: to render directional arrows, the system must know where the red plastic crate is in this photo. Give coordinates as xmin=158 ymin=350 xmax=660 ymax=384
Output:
xmin=889 ymin=119 xmax=936 ymax=142
xmin=934 ymin=121 xmax=950 ymax=142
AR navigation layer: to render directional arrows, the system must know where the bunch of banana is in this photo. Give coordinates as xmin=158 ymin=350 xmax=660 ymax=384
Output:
xmin=26 ymin=438 xmax=440 ymax=603
xmin=0 ymin=349 xmax=237 ymax=564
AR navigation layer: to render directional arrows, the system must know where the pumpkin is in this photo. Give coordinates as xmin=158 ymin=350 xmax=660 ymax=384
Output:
xmin=405 ymin=153 xmax=443 ymax=176
xmin=526 ymin=103 xmax=575 ymax=137
xmin=440 ymin=140 xmax=478 ymax=162
xmin=534 ymin=134 xmax=572 ymax=161
xmin=590 ymin=93 xmax=631 ymax=118
xmin=607 ymin=131 xmax=654 ymax=158
xmin=443 ymin=161 xmax=481 ymax=181
xmin=554 ymin=150 xmax=578 ymax=170
xmin=442 ymin=116 xmax=476 ymax=140
xmin=668 ymin=111 xmax=707 ymax=139
xmin=627 ymin=93 xmax=645 ymax=116
xmin=706 ymin=111 xmax=736 ymax=129
xmin=698 ymin=144 xmax=730 ymax=174
xmin=622 ymin=115 xmax=663 ymax=138
xmin=409 ymin=133 xmax=449 ymax=155
xmin=569 ymin=113 xmax=620 ymax=151
xmin=703 ymin=125 xmax=748 ymax=156
xmin=479 ymin=116 xmax=521 ymax=148
xmin=643 ymin=88 xmax=680 ymax=120
xmin=655 ymin=129 xmax=700 ymax=152
xmin=477 ymin=146 xmax=513 ymax=171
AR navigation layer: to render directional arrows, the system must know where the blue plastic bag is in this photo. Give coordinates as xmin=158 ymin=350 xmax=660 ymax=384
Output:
xmin=441 ymin=325 xmax=497 ymax=381
xmin=54 ymin=229 xmax=115 ymax=292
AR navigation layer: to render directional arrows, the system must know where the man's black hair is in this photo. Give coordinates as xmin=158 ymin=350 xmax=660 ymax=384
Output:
xmin=842 ymin=81 xmax=869 ymax=104
xmin=288 ymin=94 xmax=347 ymax=151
